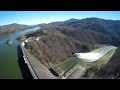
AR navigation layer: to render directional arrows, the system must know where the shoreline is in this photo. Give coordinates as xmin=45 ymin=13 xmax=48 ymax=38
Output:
xmin=0 ymin=26 xmax=41 ymax=38
xmin=0 ymin=33 xmax=14 ymax=38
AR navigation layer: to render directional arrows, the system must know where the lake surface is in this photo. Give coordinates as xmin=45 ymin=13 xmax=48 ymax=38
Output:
xmin=0 ymin=27 xmax=40 ymax=79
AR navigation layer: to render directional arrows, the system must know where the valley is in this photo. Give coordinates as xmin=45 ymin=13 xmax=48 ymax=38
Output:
xmin=1 ymin=12 xmax=120 ymax=79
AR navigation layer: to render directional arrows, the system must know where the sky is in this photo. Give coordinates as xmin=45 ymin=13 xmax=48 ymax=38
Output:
xmin=0 ymin=11 xmax=120 ymax=25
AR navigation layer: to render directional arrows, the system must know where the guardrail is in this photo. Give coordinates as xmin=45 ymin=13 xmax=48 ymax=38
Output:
xmin=20 ymin=44 xmax=39 ymax=79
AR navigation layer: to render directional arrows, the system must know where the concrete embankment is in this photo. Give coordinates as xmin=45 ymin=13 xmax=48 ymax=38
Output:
xmin=74 ymin=46 xmax=117 ymax=62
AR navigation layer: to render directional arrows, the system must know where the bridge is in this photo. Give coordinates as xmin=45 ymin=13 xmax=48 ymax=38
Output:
xmin=20 ymin=43 xmax=57 ymax=79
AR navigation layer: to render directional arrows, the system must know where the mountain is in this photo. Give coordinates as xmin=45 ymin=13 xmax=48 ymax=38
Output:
xmin=25 ymin=27 xmax=95 ymax=68
xmin=25 ymin=26 xmax=112 ymax=68
xmin=26 ymin=17 xmax=120 ymax=69
xmin=40 ymin=18 xmax=120 ymax=46
xmin=0 ymin=23 xmax=30 ymax=36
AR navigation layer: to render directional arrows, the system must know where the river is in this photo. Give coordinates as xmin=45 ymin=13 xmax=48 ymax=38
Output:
xmin=0 ymin=27 xmax=40 ymax=79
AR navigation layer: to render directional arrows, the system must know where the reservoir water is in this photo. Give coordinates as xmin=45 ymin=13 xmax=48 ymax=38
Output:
xmin=0 ymin=27 xmax=40 ymax=79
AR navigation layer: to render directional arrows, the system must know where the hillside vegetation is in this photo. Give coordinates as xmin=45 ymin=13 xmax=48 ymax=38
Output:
xmin=25 ymin=27 xmax=94 ymax=68
xmin=0 ymin=23 xmax=30 ymax=36
xmin=25 ymin=18 xmax=120 ymax=71
xmin=40 ymin=18 xmax=120 ymax=46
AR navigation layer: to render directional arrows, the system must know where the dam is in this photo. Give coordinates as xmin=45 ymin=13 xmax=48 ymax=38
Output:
xmin=20 ymin=40 xmax=57 ymax=79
